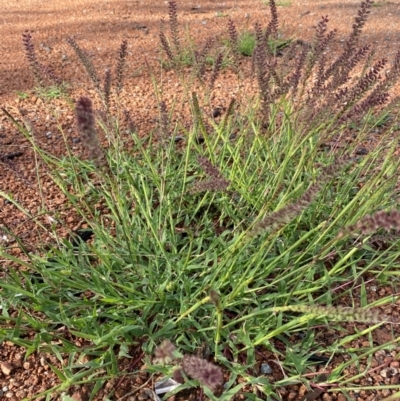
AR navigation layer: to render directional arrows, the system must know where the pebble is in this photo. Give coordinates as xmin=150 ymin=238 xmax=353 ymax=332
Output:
xmin=355 ymin=147 xmax=368 ymax=155
xmin=1 ymin=362 xmax=14 ymax=376
xmin=260 ymin=363 xmax=272 ymax=374
xmin=381 ymin=367 xmax=398 ymax=378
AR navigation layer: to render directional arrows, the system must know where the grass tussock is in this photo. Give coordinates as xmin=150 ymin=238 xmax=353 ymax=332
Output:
xmin=1 ymin=0 xmax=400 ymax=399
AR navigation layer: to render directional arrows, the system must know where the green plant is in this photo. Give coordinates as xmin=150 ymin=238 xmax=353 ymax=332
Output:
xmin=264 ymin=0 xmax=292 ymax=6
xmin=1 ymin=0 xmax=400 ymax=400
xmin=227 ymin=17 xmax=293 ymax=58
xmin=371 ymin=0 xmax=388 ymax=7
xmin=15 ymin=90 xmax=30 ymax=100
xmin=237 ymin=31 xmax=256 ymax=57
xmin=35 ymin=83 xmax=69 ymax=100
xmin=3 ymin=88 xmax=400 ymax=398
xmin=159 ymin=1 xmax=231 ymax=76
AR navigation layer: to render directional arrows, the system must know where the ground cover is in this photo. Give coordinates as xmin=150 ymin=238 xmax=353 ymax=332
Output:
xmin=1 ymin=1 xmax=400 ymax=400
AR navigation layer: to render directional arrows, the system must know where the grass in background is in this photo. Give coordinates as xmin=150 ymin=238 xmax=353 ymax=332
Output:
xmin=1 ymin=0 xmax=400 ymax=400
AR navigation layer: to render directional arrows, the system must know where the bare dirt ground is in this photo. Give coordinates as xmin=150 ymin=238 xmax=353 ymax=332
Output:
xmin=1 ymin=0 xmax=400 ymax=400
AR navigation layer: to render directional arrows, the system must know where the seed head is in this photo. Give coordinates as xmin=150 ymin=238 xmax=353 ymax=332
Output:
xmin=75 ymin=96 xmax=106 ymax=168
xmin=153 ymin=340 xmax=177 ymax=365
xmin=115 ymin=39 xmax=128 ymax=94
xmin=182 ymin=355 xmax=223 ymax=391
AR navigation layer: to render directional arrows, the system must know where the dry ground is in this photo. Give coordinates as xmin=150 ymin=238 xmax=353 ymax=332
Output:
xmin=1 ymin=0 xmax=400 ymax=400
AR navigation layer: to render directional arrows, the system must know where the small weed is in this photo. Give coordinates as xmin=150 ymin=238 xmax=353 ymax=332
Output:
xmin=237 ymin=31 xmax=256 ymax=56
xmin=264 ymin=0 xmax=292 ymax=6
xmin=234 ymin=30 xmax=292 ymax=57
xmin=34 ymin=84 xmax=69 ymax=100
xmin=371 ymin=1 xmax=387 ymax=7
xmin=16 ymin=91 xmax=30 ymax=100
xmin=130 ymin=66 xmax=146 ymax=78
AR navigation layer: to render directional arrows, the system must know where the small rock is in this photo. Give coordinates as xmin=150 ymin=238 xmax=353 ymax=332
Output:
xmin=1 ymin=362 xmax=14 ymax=376
xmin=15 ymin=390 xmax=27 ymax=399
xmin=40 ymin=43 xmax=52 ymax=52
xmin=260 ymin=363 xmax=272 ymax=374
xmin=212 ymin=108 xmax=222 ymax=118
xmin=45 ymin=132 xmax=52 ymax=139
xmin=70 ymin=390 xmax=89 ymax=401
xmin=355 ymin=147 xmax=368 ymax=155
xmin=381 ymin=367 xmax=398 ymax=378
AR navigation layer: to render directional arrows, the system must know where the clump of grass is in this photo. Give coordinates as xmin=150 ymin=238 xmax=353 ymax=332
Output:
xmin=237 ymin=31 xmax=256 ymax=57
xmin=2 ymin=1 xmax=400 ymax=400
xmin=159 ymin=1 xmax=230 ymax=78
